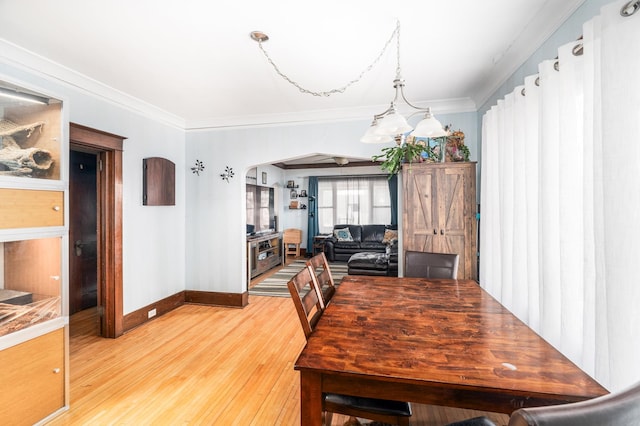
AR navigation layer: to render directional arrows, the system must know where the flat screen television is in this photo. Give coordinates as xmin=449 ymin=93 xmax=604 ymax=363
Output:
xmin=246 ymin=184 xmax=275 ymax=234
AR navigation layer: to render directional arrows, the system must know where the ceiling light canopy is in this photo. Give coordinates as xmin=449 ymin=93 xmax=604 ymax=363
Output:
xmin=250 ymin=21 xmax=448 ymax=143
xmin=333 ymin=157 xmax=349 ymax=166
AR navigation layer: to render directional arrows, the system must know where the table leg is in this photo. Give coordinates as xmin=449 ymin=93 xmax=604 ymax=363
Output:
xmin=300 ymin=370 xmax=323 ymax=426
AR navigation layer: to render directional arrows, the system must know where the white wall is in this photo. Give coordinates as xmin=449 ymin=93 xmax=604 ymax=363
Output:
xmin=185 ymin=114 xmax=477 ymax=294
xmin=0 ymin=60 xmax=186 ymax=316
xmin=185 ymin=121 xmax=382 ymax=294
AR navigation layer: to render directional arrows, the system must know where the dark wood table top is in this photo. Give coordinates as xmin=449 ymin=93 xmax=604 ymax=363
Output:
xmin=295 ymin=276 xmax=607 ymax=415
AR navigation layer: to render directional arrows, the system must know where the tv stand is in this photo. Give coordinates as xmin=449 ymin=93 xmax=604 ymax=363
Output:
xmin=247 ymin=232 xmax=283 ymax=281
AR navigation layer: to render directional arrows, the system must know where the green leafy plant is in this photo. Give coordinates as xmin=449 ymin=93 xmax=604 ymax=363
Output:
xmin=371 ymin=141 xmax=429 ymax=176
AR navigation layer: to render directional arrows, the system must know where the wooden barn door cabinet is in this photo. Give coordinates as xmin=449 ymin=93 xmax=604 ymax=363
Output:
xmin=402 ymin=162 xmax=477 ymax=280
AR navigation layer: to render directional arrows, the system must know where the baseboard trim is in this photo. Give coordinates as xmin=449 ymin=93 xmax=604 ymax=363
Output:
xmin=122 ymin=290 xmax=248 ymax=333
xmin=185 ymin=290 xmax=248 ymax=308
xmin=123 ymin=292 xmax=185 ymax=333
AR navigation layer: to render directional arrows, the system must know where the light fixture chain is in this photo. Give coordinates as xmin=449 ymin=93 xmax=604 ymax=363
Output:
xmin=396 ymin=20 xmax=402 ymax=79
xmin=255 ymin=22 xmax=400 ymax=97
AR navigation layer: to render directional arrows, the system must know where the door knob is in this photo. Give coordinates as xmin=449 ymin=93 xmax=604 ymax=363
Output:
xmin=74 ymin=240 xmax=84 ymax=256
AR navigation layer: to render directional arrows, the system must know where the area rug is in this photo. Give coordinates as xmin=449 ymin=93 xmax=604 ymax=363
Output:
xmin=249 ymin=259 xmax=348 ymax=298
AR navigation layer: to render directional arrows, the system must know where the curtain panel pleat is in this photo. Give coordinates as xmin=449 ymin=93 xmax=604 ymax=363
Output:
xmin=480 ymin=0 xmax=639 ymax=391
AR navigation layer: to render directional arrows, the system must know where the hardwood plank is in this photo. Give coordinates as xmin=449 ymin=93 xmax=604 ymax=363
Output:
xmin=49 ymin=296 xmax=509 ymax=425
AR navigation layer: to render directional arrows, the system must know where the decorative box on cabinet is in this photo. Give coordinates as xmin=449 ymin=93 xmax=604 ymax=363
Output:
xmin=402 ymin=162 xmax=477 ymax=280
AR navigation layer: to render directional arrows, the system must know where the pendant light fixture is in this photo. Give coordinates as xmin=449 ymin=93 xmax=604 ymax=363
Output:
xmin=250 ymin=21 xmax=447 ymax=143
xmin=361 ymin=21 xmax=448 ymax=143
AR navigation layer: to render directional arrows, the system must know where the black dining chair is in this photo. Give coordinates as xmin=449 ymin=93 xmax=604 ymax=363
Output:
xmin=446 ymin=380 xmax=640 ymax=426
xmin=286 ymin=265 xmax=412 ymax=426
xmin=404 ymin=250 xmax=459 ymax=279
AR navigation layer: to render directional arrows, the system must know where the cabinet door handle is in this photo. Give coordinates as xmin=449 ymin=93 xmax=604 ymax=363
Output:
xmin=440 ymin=229 xmax=445 ymax=235
xmin=433 ymin=229 xmax=437 ymax=235
xmin=53 ymin=205 xmax=61 ymax=211
xmin=53 ymin=368 xmax=61 ymax=374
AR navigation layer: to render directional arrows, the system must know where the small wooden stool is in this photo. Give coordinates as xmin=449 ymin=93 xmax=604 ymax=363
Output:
xmin=283 ymin=228 xmax=302 ymax=259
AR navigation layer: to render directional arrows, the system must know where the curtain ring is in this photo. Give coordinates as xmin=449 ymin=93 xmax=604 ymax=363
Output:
xmin=621 ymin=0 xmax=639 ymax=16
xmin=554 ymin=60 xmax=559 ymax=71
xmin=572 ymin=43 xmax=584 ymax=56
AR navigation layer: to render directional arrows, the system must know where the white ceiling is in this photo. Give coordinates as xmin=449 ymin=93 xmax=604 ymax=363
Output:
xmin=0 ymin=0 xmax=584 ymax=130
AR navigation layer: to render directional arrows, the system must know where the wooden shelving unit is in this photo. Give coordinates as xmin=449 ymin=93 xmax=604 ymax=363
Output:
xmin=247 ymin=233 xmax=283 ymax=280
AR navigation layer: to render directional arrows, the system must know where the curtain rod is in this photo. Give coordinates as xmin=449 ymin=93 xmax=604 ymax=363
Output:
xmin=317 ymin=174 xmax=389 ymax=180
xmin=521 ymin=2 xmax=637 ymax=97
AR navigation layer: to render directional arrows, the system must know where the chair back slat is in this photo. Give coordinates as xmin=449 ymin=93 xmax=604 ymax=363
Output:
xmin=307 ymin=252 xmax=336 ymax=305
xmin=287 ymin=264 xmax=325 ymax=339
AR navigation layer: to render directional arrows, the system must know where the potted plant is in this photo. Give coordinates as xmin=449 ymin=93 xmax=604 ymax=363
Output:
xmin=372 ymin=129 xmax=470 ymax=176
xmin=371 ymin=138 xmax=434 ymax=176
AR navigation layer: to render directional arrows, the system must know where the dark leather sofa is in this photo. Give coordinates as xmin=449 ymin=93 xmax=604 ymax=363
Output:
xmin=323 ymin=224 xmax=397 ymax=262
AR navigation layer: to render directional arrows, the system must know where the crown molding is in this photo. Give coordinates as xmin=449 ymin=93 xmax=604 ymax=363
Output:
xmin=1 ymin=38 xmax=477 ymax=133
xmin=185 ymin=97 xmax=477 ymax=132
xmin=0 ymin=39 xmax=185 ymax=129
xmin=471 ymin=0 xmax=585 ymax=108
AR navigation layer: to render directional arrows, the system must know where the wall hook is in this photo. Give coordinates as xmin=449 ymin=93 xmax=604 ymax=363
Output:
xmin=220 ymin=166 xmax=235 ymax=182
xmin=191 ymin=159 xmax=205 ymax=175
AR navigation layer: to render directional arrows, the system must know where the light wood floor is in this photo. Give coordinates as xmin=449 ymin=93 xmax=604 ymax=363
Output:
xmin=48 ymin=295 xmax=509 ymax=425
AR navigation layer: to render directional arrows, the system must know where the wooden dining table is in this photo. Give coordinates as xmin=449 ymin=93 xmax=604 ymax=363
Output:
xmin=294 ymin=275 xmax=608 ymax=425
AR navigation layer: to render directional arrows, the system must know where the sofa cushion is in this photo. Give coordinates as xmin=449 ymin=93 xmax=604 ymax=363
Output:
xmin=347 ymin=252 xmax=389 ymax=270
xmin=334 ymin=241 xmax=361 ymax=250
xmin=333 ymin=227 xmax=353 ymax=242
xmin=362 ymin=225 xmax=386 ymax=242
xmin=360 ymin=241 xmax=386 ymax=250
xmin=382 ymin=229 xmax=398 ymax=244
xmin=333 ymin=224 xmax=363 ymax=242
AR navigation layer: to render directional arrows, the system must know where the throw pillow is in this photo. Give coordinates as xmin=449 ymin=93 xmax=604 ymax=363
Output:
xmin=334 ymin=227 xmax=353 ymax=242
xmin=382 ymin=229 xmax=398 ymax=244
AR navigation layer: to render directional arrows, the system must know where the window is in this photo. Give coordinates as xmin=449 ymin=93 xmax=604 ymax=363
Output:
xmin=317 ymin=176 xmax=391 ymax=233
xmin=246 ymin=184 xmax=274 ymax=233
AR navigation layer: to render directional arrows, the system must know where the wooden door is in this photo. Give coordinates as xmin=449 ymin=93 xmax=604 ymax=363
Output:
xmin=69 ymin=150 xmax=98 ymax=315
xmin=403 ymin=166 xmax=437 ymax=252
xmin=434 ymin=167 xmax=468 ymax=273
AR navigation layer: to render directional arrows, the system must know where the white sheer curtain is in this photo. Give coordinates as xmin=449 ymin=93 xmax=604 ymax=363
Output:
xmin=480 ymin=0 xmax=640 ymax=392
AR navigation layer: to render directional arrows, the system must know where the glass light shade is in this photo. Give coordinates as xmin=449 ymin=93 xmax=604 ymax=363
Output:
xmin=412 ymin=112 xmax=447 ymax=138
xmin=360 ymin=124 xmax=394 ymax=143
xmin=374 ymin=112 xmax=413 ymax=136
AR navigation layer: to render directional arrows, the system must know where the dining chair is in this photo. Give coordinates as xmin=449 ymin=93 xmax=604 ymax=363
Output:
xmin=306 ymin=252 xmax=336 ymax=306
xmin=446 ymin=380 xmax=640 ymax=426
xmin=286 ymin=265 xmax=412 ymax=426
xmin=287 ymin=265 xmax=325 ymax=339
xmin=404 ymin=250 xmax=459 ymax=279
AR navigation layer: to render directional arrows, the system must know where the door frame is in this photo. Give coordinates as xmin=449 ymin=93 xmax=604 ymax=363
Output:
xmin=70 ymin=123 xmax=125 ymax=338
